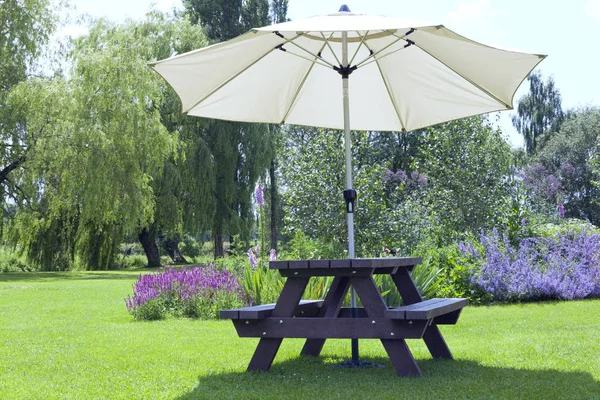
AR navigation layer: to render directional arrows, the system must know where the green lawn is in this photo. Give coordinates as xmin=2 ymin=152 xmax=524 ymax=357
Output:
xmin=1 ymin=271 xmax=599 ymax=399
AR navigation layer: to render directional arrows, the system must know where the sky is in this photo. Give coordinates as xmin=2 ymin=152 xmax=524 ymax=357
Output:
xmin=66 ymin=0 xmax=600 ymax=147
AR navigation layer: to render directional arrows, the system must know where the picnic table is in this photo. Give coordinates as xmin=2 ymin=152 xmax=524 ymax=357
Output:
xmin=220 ymin=257 xmax=468 ymax=377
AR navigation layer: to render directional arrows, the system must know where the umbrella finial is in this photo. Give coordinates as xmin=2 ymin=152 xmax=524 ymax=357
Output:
xmin=339 ymin=4 xmax=351 ymax=13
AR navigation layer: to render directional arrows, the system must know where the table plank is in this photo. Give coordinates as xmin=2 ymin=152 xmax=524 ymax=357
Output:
xmin=270 ymin=257 xmax=422 ymax=270
xmin=234 ymin=318 xmax=428 ymax=339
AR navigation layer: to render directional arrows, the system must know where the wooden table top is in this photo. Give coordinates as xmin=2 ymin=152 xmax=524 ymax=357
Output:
xmin=269 ymin=257 xmax=422 ymax=270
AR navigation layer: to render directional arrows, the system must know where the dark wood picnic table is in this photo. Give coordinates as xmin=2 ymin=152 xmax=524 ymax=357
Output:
xmin=221 ymin=257 xmax=468 ymax=376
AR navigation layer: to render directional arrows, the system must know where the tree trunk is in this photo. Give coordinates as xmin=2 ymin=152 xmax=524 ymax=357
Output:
xmin=269 ymin=159 xmax=277 ymax=252
xmin=213 ymin=232 xmax=224 ymax=259
xmin=139 ymin=227 xmax=161 ymax=268
xmin=162 ymin=237 xmax=189 ymax=264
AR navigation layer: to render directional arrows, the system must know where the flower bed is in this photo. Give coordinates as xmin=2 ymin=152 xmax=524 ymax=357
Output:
xmin=460 ymin=228 xmax=600 ymax=302
xmin=125 ymin=265 xmax=247 ymax=320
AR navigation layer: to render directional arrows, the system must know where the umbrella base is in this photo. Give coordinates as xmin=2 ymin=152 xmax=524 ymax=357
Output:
xmin=334 ymin=360 xmax=383 ymax=369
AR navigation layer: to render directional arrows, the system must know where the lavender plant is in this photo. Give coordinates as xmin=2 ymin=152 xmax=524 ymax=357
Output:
xmin=125 ymin=265 xmax=247 ymax=320
xmin=460 ymin=228 xmax=600 ymax=302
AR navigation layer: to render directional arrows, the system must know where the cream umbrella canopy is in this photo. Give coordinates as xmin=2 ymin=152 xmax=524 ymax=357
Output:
xmin=150 ymin=4 xmax=544 ymax=364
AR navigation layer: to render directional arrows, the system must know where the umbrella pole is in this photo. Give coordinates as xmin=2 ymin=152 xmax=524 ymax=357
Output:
xmin=341 ymin=30 xmax=360 ymax=364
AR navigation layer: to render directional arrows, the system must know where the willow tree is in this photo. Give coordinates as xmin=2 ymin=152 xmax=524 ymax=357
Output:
xmin=184 ymin=0 xmax=278 ymax=258
xmin=7 ymin=15 xmax=182 ymax=270
xmin=0 ymin=0 xmax=58 ymax=233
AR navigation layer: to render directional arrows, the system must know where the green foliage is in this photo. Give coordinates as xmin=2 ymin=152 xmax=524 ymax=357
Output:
xmin=533 ymin=219 xmax=600 ymax=238
xmin=0 ymin=247 xmax=31 ymax=272
xmin=533 ymin=107 xmax=600 ymax=226
xmin=512 ymin=70 xmax=565 ymax=155
xmin=178 ymin=234 xmax=202 ymax=258
xmin=415 ymin=116 xmax=513 ymax=244
xmin=182 ymin=0 xmax=279 ymax=258
xmin=418 ymin=245 xmax=479 ymax=301
xmin=5 ymin=12 xmax=213 ymax=270
xmin=282 ymin=230 xmax=344 ymax=260
xmin=242 ymin=263 xmax=283 ymax=305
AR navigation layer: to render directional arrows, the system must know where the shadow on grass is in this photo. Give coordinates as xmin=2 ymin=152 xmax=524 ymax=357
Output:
xmin=177 ymin=356 xmax=600 ymax=400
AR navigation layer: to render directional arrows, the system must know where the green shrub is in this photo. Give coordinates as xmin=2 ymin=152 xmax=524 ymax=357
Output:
xmin=0 ymin=248 xmax=33 ymax=272
xmin=533 ymin=218 xmax=600 ymax=237
xmin=242 ymin=263 xmax=284 ymax=305
xmin=416 ymin=245 xmax=480 ymax=301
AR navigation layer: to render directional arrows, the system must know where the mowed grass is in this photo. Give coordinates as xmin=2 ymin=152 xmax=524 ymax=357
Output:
xmin=1 ymin=271 xmax=599 ymax=400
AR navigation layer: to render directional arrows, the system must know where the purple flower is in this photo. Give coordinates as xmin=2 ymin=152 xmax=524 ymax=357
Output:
xmin=248 ymin=248 xmax=258 ymax=269
xmin=255 ymin=184 xmax=264 ymax=207
xmin=557 ymin=203 xmax=565 ymax=218
xmin=269 ymin=249 xmax=277 ymax=261
xmin=124 ymin=265 xmax=246 ymax=311
xmin=460 ymin=228 xmax=600 ymax=302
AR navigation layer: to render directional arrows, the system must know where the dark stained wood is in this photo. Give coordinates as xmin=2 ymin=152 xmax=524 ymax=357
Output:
xmin=289 ymin=260 xmax=309 ymax=269
xmin=350 ymin=276 xmax=388 ymax=317
xmin=391 ymin=268 xmax=460 ymax=360
xmin=234 ymin=318 xmax=428 ymax=339
xmin=225 ymin=257 xmax=466 ymax=376
xmin=301 ymin=276 xmax=350 ymax=356
xmin=220 ymin=300 xmax=324 ymax=320
xmin=434 ymin=309 xmax=463 ymax=325
xmin=279 ymin=268 xmax=374 ymax=277
xmin=391 ymin=266 xmax=423 ymax=304
xmin=337 ymin=307 xmax=368 ymax=318
xmin=308 ymin=259 xmax=330 ymax=268
xmin=401 ymin=298 xmax=468 ymax=320
xmin=269 ymin=260 xmax=288 ymax=269
xmin=423 ymin=324 xmax=453 ymax=359
xmin=381 ymin=339 xmax=422 ymax=377
xmin=384 ymin=298 xmax=468 ymax=320
xmin=270 ymin=257 xmax=422 ymax=270
xmin=246 ymin=277 xmax=310 ymax=371
xmin=247 ymin=339 xmax=283 ymax=371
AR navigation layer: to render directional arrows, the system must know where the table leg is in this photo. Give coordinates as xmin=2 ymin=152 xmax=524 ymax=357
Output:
xmin=247 ymin=277 xmax=310 ymax=371
xmin=301 ymin=276 xmax=350 ymax=357
xmin=381 ymin=339 xmax=422 ymax=377
xmin=351 ymin=276 xmax=422 ymax=376
xmin=391 ymin=268 xmax=453 ymax=360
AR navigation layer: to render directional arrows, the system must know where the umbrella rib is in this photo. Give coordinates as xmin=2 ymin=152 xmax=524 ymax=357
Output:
xmin=390 ymin=32 xmax=512 ymax=109
xmin=278 ymin=48 xmax=333 ymax=69
xmin=354 ymin=29 xmax=414 ymax=68
xmin=362 ymin=41 xmax=407 ymax=132
xmin=279 ymin=33 xmax=336 ymax=68
xmin=359 ymin=41 xmax=413 ymax=68
xmin=349 ymin=30 xmax=369 ymax=66
xmin=184 ymin=34 xmax=304 ymax=114
xmin=320 ymin=32 xmax=342 ymax=66
xmin=280 ymin=40 xmax=330 ymax=124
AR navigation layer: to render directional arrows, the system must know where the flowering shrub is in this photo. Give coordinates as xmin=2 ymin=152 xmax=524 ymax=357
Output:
xmin=125 ymin=265 xmax=247 ymax=320
xmin=460 ymin=228 xmax=600 ymax=302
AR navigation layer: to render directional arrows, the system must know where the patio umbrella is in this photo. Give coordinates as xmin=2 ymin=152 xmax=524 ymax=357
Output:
xmin=150 ymin=5 xmax=544 ymax=364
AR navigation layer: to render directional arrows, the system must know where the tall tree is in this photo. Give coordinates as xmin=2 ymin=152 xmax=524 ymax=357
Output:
xmin=0 ymin=0 xmax=58 ymax=224
xmin=184 ymin=0 xmax=275 ymax=258
xmin=531 ymin=107 xmax=600 ymax=226
xmin=512 ymin=70 xmax=564 ymax=155
xmin=267 ymin=0 xmax=288 ymax=252
xmin=7 ymin=15 xmax=183 ymax=270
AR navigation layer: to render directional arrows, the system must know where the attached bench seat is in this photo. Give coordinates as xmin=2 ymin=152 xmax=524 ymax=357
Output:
xmin=220 ymin=300 xmax=323 ymax=320
xmin=385 ymin=298 xmax=468 ymax=324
